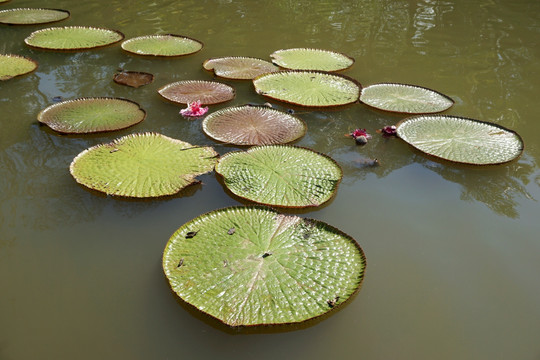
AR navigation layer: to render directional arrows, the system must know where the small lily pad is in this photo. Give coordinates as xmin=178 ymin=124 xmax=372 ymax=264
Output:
xmin=253 ymin=70 xmax=361 ymax=107
xmin=216 ymin=145 xmax=343 ymax=208
xmin=37 ymin=97 xmax=146 ymax=134
xmin=360 ymin=83 xmax=454 ymax=114
xmin=158 ymin=80 xmax=235 ymax=105
xmin=0 ymin=8 xmax=69 ymax=25
xmin=396 ymin=115 xmax=524 ymax=165
xmin=270 ymin=48 xmax=354 ymax=71
xmin=113 ymin=70 xmax=154 ymax=88
xmin=163 ymin=206 xmax=366 ymax=327
xmin=24 ymin=26 xmax=124 ymax=51
xmin=121 ymin=34 xmax=203 ymax=57
xmin=0 ymin=54 xmax=37 ymax=80
xmin=70 ymin=133 xmax=218 ymax=198
xmin=202 ymin=105 xmax=306 ymax=145
xmin=203 ymin=56 xmax=279 ymax=80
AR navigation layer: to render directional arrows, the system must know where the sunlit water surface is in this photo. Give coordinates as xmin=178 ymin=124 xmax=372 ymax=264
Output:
xmin=1 ymin=0 xmax=540 ymax=359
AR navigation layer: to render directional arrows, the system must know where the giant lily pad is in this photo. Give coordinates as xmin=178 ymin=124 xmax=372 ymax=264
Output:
xmin=216 ymin=145 xmax=342 ymax=207
xmin=70 ymin=133 xmax=218 ymax=198
xmin=163 ymin=206 xmax=366 ymax=327
xmin=360 ymin=83 xmax=454 ymax=114
xmin=158 ymin=80 xmax=235 ymax=105
xmin=121 ymin=34 xmax=203 ymax=57
xmin=202 ymin=105 xmax=306 ymax=145
xmin=0 ymin=8 xmax=69 ymax=25
xmin=253 ymin=70 xmax=361 ymax=107
xmin=203 ymin=56 xmax=279 ymax=80
xmin=24 ymin=26 xmax=124 ymax=50
xmin=37 ymin=97 xmax=146 ymax=134
xmin=270 ymin=48 xmax=354 ymax=72
xmin=396 ymin=115 xmax=524 ymax=165
xmin=0 ymin=54 xmax=37 ymax=80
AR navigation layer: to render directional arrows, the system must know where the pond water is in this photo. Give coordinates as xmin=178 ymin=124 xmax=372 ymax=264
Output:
xmin=1 ymin=0 xmax=540 ymax=359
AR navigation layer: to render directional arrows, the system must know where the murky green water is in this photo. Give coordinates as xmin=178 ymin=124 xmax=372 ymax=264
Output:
xmin=1 ymin=0 xmax=540 ymax=359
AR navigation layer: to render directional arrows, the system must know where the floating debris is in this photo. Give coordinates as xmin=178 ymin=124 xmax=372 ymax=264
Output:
xmin=354 ymin=157 xmax=380 ymax=167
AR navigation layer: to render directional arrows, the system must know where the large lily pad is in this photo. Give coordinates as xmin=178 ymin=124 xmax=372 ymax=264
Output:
xmin=203 ymin=57 xmax=279 ymax=80
xmin=158 ymin=80 xmax=235 ymax=105
xmin=121 ymin=34 xmax=203 ymax=57
xmin=216 ymin=145 xmax=342 ymax=207
xmin=0 ymin=8 xmax=69 ymax=25
xmin=70 ymin=133 xmax=218 ymax=198
xmin=0 ymin=54 xmax=37 ymax=80
xmin=360 ymin=83 xmax=454 ymax=114
xmin=163 ymin=206 xmax=366 ymax=327
xmin=24 ymin=26 xmax=124 ymax=50
xmin=396 ymin=115 xmax=524 ymax=165
xmin=253 ymin=70 xmax=361 ymax=107
xmin=202 ymin=105 xmax=306 ymax=145
xmin=270 ymin=48 xmax=354 ymax=72
xmin=37 ymin=97 xmax=146 ymax=134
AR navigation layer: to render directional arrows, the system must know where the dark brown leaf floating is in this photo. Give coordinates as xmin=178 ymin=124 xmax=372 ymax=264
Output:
xmin=113 ymin=70 xmax=154 ymax=88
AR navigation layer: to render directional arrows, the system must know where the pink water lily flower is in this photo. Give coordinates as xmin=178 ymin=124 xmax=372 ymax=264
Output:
xmin=180 ymin=100 xmax=208 ymax=117
xmin=379 ymin=125 xmax=397 ymax=137
xmin=349 ymin=128 xmax=372 ymax=140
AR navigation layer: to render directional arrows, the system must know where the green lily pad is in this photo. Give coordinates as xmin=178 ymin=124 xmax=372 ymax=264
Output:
xmin=360 ymin=83 xmax=454 ymax=114
xmin=158 ymin=80 xmax=235 ymax=105
xmin=37 ymin=97 xmax=146 ymax=134
xmin=270 ymin=48 xmax=354 ymax=72
xmin=216 ymin=145 xmax=342 ymax=207
xmin=202 ymin=105 xmax=306 ymax=146
xmin=121 ymin=34 xmax=203 ymax=57
xmin=396 ymin=115 xmax=524 ymax=165
xmin=253 ymin=70 xmax=361 ymax=107
xmin=70 ymin=133 xmax=218 ymax=198
xmin=24 ymin=26 xmax=124 ymax=51
xmin=0 ymin=8 xmax=69 ymax=25
xmin=163 ymin=206 xmax=366 ymax=327
xmin=203 ymin=56 xmax=279 ymax=80
xmin=0 ymin=54 xmax=37 ymax=80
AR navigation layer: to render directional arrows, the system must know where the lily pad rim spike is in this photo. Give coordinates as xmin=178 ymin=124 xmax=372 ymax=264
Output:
xmin=396 ymin=114 xmax=524 ymax=166
xmin=270 ymin=47 xmax=355 ymax=71
xmin=359 ymin=82 xmax=455 ymax=114
xmin=162 ymin=205 xmax=367 ymax=327
xmin=24 ymin=26 xmax=125 ymax=51
xmin=0 ymin=7 xmax=70 ymax=25
xmin=252 ymin=69 xmax=362 ymax=108
xmin=216 ymin=144 xmax=343 ymax=208
xmin=37 ymin=96 xmax=147 ymax=134
xmin=0 ymin=53 xmax=38 ymax=80
xmin=121 ymin=33 xmax=204 ymax=57
xmin=201 ymin=104 xmax=307 ymax=146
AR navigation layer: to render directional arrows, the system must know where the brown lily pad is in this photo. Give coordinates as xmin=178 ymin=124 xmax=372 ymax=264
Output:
xmin=113 ymin=70 xmax=154 ymax=88
xmin=158 ymin=80 xmax=235 ymax=105
xmin=202 ymin=105 xmax=306 ymax=145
